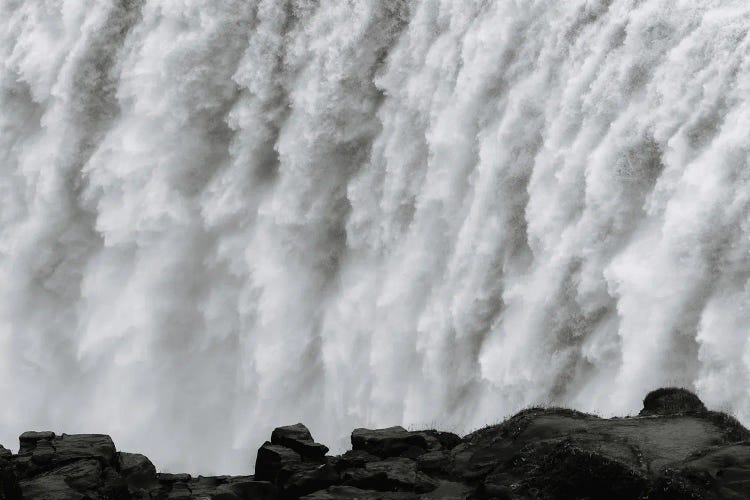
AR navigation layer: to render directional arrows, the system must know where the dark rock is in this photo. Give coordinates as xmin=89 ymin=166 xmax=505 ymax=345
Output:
xmin=167 ymin=481 xmax=192 ymax=499
xmin=351 ymin=427 xmax=429 ymax=458
xmin=414 ymin=431 xmax=462 ymax=451
xmin=18 ymin=475 xmax=85 ymax=500
xmin=224 ymin=477 xmax=279 ymax=499
xmin=272 ymin=424 xmax=329 ymax=460
xmin=641 ymin=388 xmax=707 ymax=416
xmin=119 ymin=452 xmax=157 ymax=490
xmin=416 ymin=450 xmax=452 ymax=476
xmin=100 ymin=466 xmax=130 ymax=499
xmin=188 ymin=476 xmax=278 ymax=500
xmin=397 ymin=446 xmax=427 ymax=459
xmin=300 ymin=485 xmax=417 ymax=499
xmin=660 ymin=442 xmax=750 ymax=499
xmin=28 ymin=439 xmax=54 ymax=466
xmin=188 ymin=476 xmax=236 ymax=499
xmin=18 ymin=431 xmax=55 ymax=454
xmin=343 ymin=457 xmax=438 ymax=493
xmin=50 ymin=434 xmax=117 ymax=467
xmin=5 ymin=387 xmax=750 ymax=500
xmin=0 ymin=460 xmax=21 ymax=500
xmin=52 ymin=458 xmax=103 ymax=491
xmin=19 ymin=459 xmax=108 ymax=500
xmin=158 ymin=472 xmax=192 ymax=483
xmin=255 ymin=442 xmax=302 ymax=482
xmin=424 ymin=480 xmax=474 ymax=499
xmin=334 ymin=449 xmax=380 ymax=471
xmin=532 ymin=440 xmax=649 ymax=500
xmin=278 ymin=462 xmax=339 ymax=498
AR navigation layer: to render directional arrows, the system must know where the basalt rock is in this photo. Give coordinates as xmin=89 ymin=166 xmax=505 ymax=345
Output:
xmin=351 ymin=427 xmax=431 ymax=459
xmin=640 ymin=387 xmax=708 ymax=416
xmin=271 ymin=424 xmax=329 ymax=460
xmin=2 ymin=388 xmax=750 ymax=499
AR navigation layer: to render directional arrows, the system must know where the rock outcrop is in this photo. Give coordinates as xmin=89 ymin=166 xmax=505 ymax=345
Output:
xmin=1 ymin=388 xmax=749 ymax=499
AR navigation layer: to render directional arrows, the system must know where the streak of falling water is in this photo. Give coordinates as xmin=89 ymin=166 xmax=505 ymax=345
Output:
xmin=1 ymin=0 xmax=749 ymax=473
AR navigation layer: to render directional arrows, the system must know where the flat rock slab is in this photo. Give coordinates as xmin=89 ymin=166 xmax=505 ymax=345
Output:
xmin=351 ymin=427 xmax=430 ymax=458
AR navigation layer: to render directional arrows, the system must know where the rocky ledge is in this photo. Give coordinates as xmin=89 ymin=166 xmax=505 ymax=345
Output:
xmin=2 ymin=388 xmax=750 ymax=499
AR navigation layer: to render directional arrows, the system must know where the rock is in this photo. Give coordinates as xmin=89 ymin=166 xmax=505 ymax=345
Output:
xmin=277 ymin=462 xmax=339 ymax=498
xmin=18 ymin=431 xmax=54 ymax=454
xmin=255 ymin=442 xmax=302 ymax=482
xmin=4 ymin=387 xmax=750 ymax=499
xmin=224 ymin=477 xmax=279 ymax=500
xmin=351 ymin=427 xmax=429 ymax=458
xmin=334 ymin=450 xmax=380 ymax=471
xmin=58 ymin=434 xmax=117 ymax=465
xmin=188 ymin=476 xmax=279 ymax=500
xmin=119 ymin=452 xmax=157 ymax=489
xmin=28 ymin=439 xmax=54 ymax=466
xmin=640 ymin=388 xmax=707 ymax=416
xmin=532 ymin=440 xmax=649 ymax=500
xmin=271 ymin=424 xmax=329 ymax=460
xmin=18 ymin=475 xmax=86 ymax=500
xmin=100 ymin=466 xmax=129 ymax=499
xmin=0 ymin=458 xmax=21 ymax=500
xmin=300 ymin=485 xmax=417 ymax=499
xmin=167 ymin=481 xmax=192 ymax=499
xmin=158 ymin=472 xmax=192 ymax=483
xmin=416 ymin=451 xmax=452 ymax=476
xmin=664 ymin=442 xmax=750 ymax=499
xmin=52 ymin=459 xmax=103 ymax=492
xmin=19 ymin=459 xmax=107 ymax=500
xmin=421 ymin=480 xmax=474 ymax=499
xmin=414 ymin=431 xmax=462 ymax=452
xmin=343 ymin=457 xmax=438 ymax=493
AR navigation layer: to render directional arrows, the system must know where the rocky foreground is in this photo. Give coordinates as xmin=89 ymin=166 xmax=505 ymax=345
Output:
xmin=2 ymin=388 xmax=750 ymax=499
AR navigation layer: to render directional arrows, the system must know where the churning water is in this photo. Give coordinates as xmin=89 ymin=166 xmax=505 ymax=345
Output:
xmin=1 ymin=0 xmax=749 ymax=473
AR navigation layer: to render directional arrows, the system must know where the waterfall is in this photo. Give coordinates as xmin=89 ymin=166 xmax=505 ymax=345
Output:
xmin=1 ymin=0 xmax=749 ymax=474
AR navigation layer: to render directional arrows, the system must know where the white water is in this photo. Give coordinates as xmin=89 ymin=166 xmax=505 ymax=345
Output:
xmin=1 ymin=0 xmax=749 ymax=474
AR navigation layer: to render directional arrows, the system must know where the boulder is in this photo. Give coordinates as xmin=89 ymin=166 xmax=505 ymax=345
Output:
xmin=640 ymin=388 xmax=707 ymax=416
xmin=18 ymin=431 xmax=55 ymax=454
xmin=277 ymin=462 xmax=339 ymax=498
xmin=271 ymin=424 xmax=329 ymax=460
xmin=408 ymin=431 xmax=461 ymax=453
xmin=351 ymin=427 xmax=429 ymax=458
xmin=255 ymin=442 xmax=302 ymax=482
xmin=50 ymin=434 xmax=117 ymax=467
xmin=119 ymin=452 xmax=157 ymax=489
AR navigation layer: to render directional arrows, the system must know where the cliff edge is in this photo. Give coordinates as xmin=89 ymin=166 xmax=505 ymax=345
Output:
xmin=2 ymin=388 xmax=749 ymax=499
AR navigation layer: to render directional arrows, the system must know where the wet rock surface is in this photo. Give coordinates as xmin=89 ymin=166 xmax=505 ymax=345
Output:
xmin=1 ymin=388 xmax=750 ymax=498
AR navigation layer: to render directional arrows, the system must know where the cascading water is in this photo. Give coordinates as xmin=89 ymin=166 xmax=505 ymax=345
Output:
xmin=1 ymin=0 xmax=749 ymax=474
